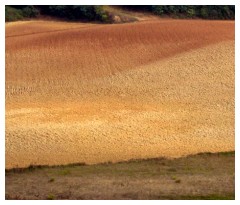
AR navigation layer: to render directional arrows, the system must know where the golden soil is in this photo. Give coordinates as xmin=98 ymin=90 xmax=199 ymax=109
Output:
xmin=5 ymin=20 xmax=235 ymax=169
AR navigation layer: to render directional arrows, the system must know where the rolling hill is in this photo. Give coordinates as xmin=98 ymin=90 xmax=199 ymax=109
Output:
xmin=6 ymin=19 xmax=234 ymax=169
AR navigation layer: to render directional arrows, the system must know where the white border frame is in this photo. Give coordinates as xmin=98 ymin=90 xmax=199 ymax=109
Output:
xmin=1 ymin=1 xmax=238 ymax=204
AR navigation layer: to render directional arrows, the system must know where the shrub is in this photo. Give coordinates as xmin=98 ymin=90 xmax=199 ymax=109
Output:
xmin=200 ymin=7 xmax=209 ymax=19
xmin=70 ymin=6 xmax=95 ymax=20
xmin=209 ymin=9 xmax=219 ymax=19
xmin=47 ymin=5 xmax=67 ymax=18
xmin=45 ymin=5 xmax=109 ymax=22
xmin=22 ymin=6 xmax=39 ymax=18
xmin=186 ymin=8 xmax=196 ymax=18
xmin=94 ymin=6 xmax=109 ymax=22
xmin=101 ymin=14 xmax=109 ymax=22
xmin=5 ymin=6 xmax=23 ymax=22
xmin=152 ymin=6 xmax=164 ymax=15
xmin=47 ymin=194 xmax=55 ymax=200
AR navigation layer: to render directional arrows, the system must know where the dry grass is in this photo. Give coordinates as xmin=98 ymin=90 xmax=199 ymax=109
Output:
xmin=5 ymin=20 xmax=234 ymax=169
xmin=5 ymin=151 xmax=235 ymax=200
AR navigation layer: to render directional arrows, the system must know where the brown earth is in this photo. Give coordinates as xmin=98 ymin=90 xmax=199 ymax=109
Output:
xmin=5 ymin=20 xmax=235 ymax=169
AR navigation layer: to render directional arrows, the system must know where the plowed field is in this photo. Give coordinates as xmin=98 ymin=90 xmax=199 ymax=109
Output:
xmin=6 ymin=20 xmax=235 ymax=169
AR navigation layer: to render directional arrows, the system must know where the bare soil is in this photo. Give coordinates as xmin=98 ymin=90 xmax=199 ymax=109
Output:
xmin=5 ymin=20 xmax=235 ymax=169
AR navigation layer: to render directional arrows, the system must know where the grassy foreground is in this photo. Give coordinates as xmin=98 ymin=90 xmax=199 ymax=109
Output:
xmin=6 ymin=151 xmax=235 ymax=200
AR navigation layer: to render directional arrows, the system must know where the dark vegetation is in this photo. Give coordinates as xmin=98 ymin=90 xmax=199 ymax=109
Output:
xmin=5 ymin=6 xmax=39 ymax=22
xmin=6 ymin=5 xmax=108 ymax=22
xmin=39 ymin=6 xmax=108 ymax=22
xmin=6 ymin=5 xmax=235 ymax=22
xmin=122 ymin=5 xmax=235 ymax=20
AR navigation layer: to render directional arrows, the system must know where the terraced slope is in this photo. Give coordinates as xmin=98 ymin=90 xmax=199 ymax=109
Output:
xmin=5 ymin=20 xmax=234 ymax=168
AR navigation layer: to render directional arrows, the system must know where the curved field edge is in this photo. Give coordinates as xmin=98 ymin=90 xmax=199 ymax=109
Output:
xmin=5 ymin=151 xmax=235 ymax=200
xmin=5 ymin=150 xmax=235 ymax=172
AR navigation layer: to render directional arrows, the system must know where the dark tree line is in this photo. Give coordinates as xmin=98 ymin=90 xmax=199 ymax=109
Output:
xmin=121 ymin=5 xmax=235 ymax=20
xmin=6 ymin=5 xmax=108 ymax=22
xmin=6 ymin=5 xmax=235 ymax=22
xmin=38 ymin=6 xmax=108 ymax=21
